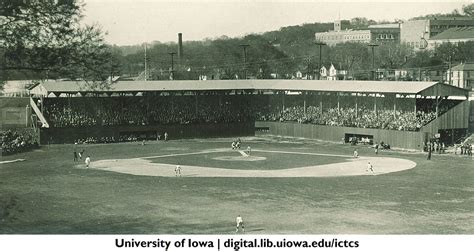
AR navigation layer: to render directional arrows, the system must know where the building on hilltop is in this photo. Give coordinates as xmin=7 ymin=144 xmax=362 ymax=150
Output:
xmin=429 ymin=17 xmax=474 ymax=37
xmin=334 ymin=20 xmax=351 ymax=32
xmin=315 ymin=20 xmax=371 ymax=46
xmin=368 ymin=23 xmax=400 ymax=44
xmin=401 ymin=17 xmax=474 ymax=50
xmin=427 ymin=27 xmax=474 ymax=49
xmin=315 ymin=20 xmax=400 ymax=46
xmin=315 ymin=29 xmax=372 ymax=46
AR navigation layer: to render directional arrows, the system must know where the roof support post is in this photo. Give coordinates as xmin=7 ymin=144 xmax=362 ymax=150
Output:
xmin=146 ymin=93 xmax=150 ymax=123
xmin=319 ymin=92 xmax=323 ymax=114
xmin=355 ymin=93 xmax=358 ymax=118
xmin=195 ymin=91 xmax=199 ymax=116
xmin=282 ymin=91 xmax=285 ymax=111
xmin=414 ymin=94 xmax=417 ymax=113
xmin=374 ymin=93 xmax=377 ymax=115
xmin=120 ymin=94 xmax=124 ymax=124
xmin=393 ymin=94 xmax=397 ymax=119
xmin=303 ymin=92 xmax=306 ymax=117
xmin=337 ymin=92 xmax=340 ymax=112
xmin=171 ymin=92 xmax=174 ymax=114
xmin=218 ymin=92 xmax=222 ymax=107
xmin=435 ymin=96 xmax=439 ymax=118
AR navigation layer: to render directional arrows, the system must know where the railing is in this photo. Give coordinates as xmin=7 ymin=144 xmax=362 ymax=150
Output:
xmin=30 ymin=114 xmax=42 ymax=144
xmin=29 ymin=97 xmax=49 ymax=128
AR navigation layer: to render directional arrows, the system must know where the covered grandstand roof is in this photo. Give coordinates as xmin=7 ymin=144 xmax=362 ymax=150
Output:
xmin=28 ymin=80 xmax=468 ymax=97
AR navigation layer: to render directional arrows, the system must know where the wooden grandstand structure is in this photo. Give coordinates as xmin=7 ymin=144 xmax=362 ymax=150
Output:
xmin=27 ymin=80 xmax=470 ymax=150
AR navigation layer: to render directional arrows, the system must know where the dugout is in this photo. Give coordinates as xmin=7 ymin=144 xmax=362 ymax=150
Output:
xmin=344 ymin=133 xmax=373 ymax=145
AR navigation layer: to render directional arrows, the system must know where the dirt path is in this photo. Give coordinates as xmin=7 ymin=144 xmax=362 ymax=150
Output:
xmin=0 ymin=159 xmax=25 ymax=165
xmin=90 ymin=149 xmax=416 ymax=177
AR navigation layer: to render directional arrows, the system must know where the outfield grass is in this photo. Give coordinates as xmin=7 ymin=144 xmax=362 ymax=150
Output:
xmin=0 ymin=137 xmax=473 ymax=234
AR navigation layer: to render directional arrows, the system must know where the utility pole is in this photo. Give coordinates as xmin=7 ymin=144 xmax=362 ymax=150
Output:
xmin=448 ymin=55 xmax=452 ymax=85
xmin=368 ymin=43 xmax=379 ymax=80
xmin=315 ymin=42 xmax=326 ymax=80
xmin=419 ymin=48 xmax=424 ymax=81
xmin=306 ymin=58 xmax=311 ymax=80
xmin=168 ymin=52 xmax=176 ymax=80
xmin=419 ymin=34 xmax=428 ymax=81
xmin=144 ymin=43 xmax=148 ymax=81
xmin=239 ymin=44 xmax=250 ymax=79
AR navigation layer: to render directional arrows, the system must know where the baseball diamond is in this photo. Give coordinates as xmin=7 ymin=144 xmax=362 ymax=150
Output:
xmin=1 ymin=78 xmax=473 ymax=234
xmin=2 ymin=2 xmax=474 ymax=239
xmin=0 ymin=137 xmax=473 ymax=234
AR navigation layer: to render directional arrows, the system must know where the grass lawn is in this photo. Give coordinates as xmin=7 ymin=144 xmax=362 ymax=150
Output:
xmin=0 ymin=137 xmax=473 ymax=234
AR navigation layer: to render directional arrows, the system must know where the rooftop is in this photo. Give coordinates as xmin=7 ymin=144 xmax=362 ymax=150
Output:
xmin=429 ymin=17 xmax=474 ymax=21
xmin=430 ymin=27 xmax=474 ymax=40
xmin=29 ymin=79 xmax=444 ymax=95
xmin=315 ymin=29 xmax=370 ymax=35
xmin=368 ymin=23 xmax=400 ymax=29
xmin=451 ymin=62 xmax=474 ymax=71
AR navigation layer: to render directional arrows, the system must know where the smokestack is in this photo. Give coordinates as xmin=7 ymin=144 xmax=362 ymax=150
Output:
xmin=178 ymin=33 xmax=183 ymax=61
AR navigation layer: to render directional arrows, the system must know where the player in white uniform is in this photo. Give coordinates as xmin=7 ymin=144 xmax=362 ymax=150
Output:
xmin=235 ymin=215 xmax=244 ymax=233
xmin=353 ymin=149 xmax=359 ymax=158
xmin=246 ymin=146 xmax=251 ymax=156
xmin=85 ymin=156 xmax=91 ymax=168
xmin=175 ymin=165 xmax=181 ymax=177
xmin=366 ymin=162 xmax=374 ymax=174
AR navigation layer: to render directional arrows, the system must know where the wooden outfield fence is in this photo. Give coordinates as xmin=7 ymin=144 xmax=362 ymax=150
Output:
xmin=255 ymin=121 xmax=426 ymax=150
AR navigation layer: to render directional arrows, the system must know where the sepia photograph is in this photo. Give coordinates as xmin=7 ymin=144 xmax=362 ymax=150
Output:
xmin=1 ymin=0 xmax=473 ymax=238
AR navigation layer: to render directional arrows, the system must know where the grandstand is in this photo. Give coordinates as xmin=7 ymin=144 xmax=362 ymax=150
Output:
xmin=25 ymin=79 xmax=470 ymax=150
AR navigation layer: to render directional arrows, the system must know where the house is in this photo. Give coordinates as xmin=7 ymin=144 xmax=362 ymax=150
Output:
xmin=320 ymin=64 xmax=339 ymax=80
xmin=293 ymin=67 xmax=316 ymax=80
xmin=295 ymin=71 xmax=303 ymax=79
xmin=446 ymin=62 xmax=474 ymax=90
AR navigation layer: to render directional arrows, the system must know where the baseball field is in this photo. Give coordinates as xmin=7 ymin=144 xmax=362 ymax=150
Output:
xmin=0 ymin=136 xmax=472 ymax=234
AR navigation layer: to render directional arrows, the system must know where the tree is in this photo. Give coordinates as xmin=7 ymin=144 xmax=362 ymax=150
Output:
xmin=328 ymin=43 xmax=371 ymax=78
xmin=0 ymin=0 xmax=115 ymax=88
xmin=349 ymin=17 xmax=376 ymax=29
xmin=462 ymin=3 xmax=474 ymax=17
xmin=375 ymin=43 xmax=412 ymax=69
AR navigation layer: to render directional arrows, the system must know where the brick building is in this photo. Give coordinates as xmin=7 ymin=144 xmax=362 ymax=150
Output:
xmin=401 ymin=17 xmax=474 ymax=50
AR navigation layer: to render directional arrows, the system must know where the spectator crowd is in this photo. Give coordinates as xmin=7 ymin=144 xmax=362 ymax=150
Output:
xmin=42 ymin=96 xmax=438 ymax=132
xmin=1 ymin=129 xmax=38 ymax=155
xmin=43 ymin=96 xmax=256 ymax=128
xmin=258 ymin=105 xmax=436 ymax=131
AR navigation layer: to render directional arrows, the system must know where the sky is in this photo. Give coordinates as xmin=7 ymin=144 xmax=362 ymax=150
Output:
xmin=81 ymin=0 xmax=473 ymax=45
